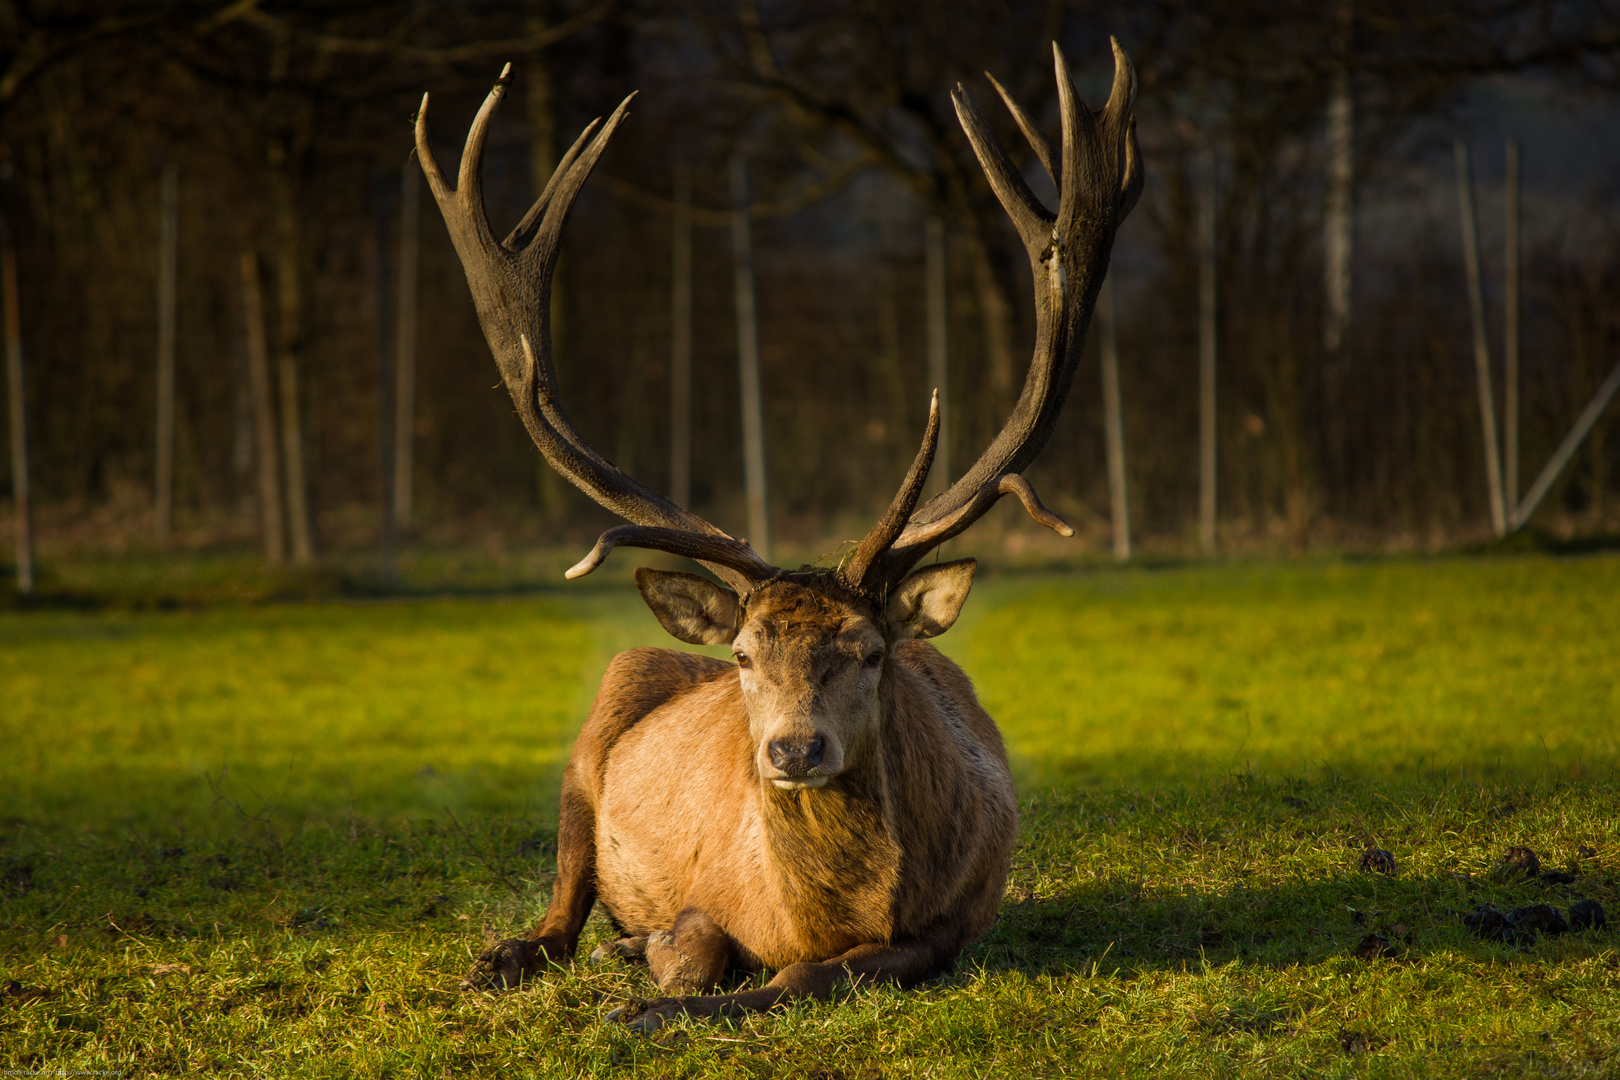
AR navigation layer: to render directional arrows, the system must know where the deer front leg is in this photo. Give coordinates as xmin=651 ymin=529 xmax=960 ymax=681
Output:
xmin=644 ymin=907 xmax=739 ymax=995
xmin=610 ymin=929 xmax=959 ymax=1032
xmin=463 ymin=781 xmax=596 ymax=990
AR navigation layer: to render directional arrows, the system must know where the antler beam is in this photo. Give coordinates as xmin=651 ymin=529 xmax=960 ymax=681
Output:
xmin=415 ymin=67 xmax=774 ymax=593
xmin=856 ymin=40 xmax=1143 ymax=591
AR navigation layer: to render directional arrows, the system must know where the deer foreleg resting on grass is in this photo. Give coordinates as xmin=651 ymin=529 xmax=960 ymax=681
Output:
xmin=462 ymin=777 xmax=599 ymax=990
xmin=611 ymin=932 xmax=960 ymax=1032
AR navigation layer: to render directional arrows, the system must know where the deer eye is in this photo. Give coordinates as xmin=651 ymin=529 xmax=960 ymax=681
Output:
xmin=863 ymin=650 xmax=883 ymax=669
xmin=734 ymin=651 xmax=751 ymax=669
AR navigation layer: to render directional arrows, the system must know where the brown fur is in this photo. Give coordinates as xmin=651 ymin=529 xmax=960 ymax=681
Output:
xmin=463 ymin=576 xmax=1017 ymax=1027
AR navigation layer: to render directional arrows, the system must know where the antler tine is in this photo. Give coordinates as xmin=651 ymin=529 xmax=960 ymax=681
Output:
xmin=414 ymin=93 xmax=453 ymax=208
xmin=567 ymin=526 xmax=777 ymax=582
xmin=1107 ymin=38 xmax=1145 ymax=219
xmin=1121 ymin=117 xmax=1144 ymax=218
xmin=457 ymin=62 xmax=513 ymax=243
xmin=949 ymin=84 xmax=1051 ymax=253
xmin=865 ymin=42 xmax=1140 ymax=587
xmin=418 ymin=68 xmax=773 ymax=594
xmin=504 ymin=115 xmax=602 ymax=252
xmin=985 ymin=72 xmax=1058 ymax=188
xmin=893 ymin=474 xmax=1074 ymax=558
xmin=1052 ymin=43 xmax=1091 ymax=242
xmin=842 ymin=391 xmax=940 ymax=595
xmin=525 ymin=93 xmax=635 ymax=267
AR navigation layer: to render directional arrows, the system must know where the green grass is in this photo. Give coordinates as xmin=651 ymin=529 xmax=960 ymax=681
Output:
xmin=2 ymin=553 xmax=1618 ymax=1077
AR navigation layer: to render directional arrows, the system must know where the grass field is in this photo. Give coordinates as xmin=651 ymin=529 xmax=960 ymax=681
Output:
xmin=2 ymin=553 xmax=1618 ymax=1077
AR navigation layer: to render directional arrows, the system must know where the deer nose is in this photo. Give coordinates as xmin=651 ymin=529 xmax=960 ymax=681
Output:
xmin=768 ymin=735 xmax=825 ymax=775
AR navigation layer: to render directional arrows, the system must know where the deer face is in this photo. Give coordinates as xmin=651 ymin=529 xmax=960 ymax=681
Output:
xmin=635 ymin=561 xmax=976 ymax=789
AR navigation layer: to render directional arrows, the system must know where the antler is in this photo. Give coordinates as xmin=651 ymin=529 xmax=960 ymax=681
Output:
xmin=415 ymin=65 xmax=775 ymax=592
xmin=844 ymin=40 xmax=1144 ymax=594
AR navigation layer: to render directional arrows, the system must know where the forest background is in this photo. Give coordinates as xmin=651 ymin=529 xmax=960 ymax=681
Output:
xmin=4 ymin=0 xmax=1620 ymax=576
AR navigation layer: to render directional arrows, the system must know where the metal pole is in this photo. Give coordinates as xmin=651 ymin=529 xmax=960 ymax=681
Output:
xmin=925 ymin=216 xmax=949 ymax=494
xmin=393 ymin=162 xmax=420 ymax=534
xmin=240 ymin=251 xmax=285 ymax=565
xmin=1098 ymin=272 xmax=1130 ymax=561
xmin=731 ymin=155 xmax=768 ymax=561
xmin=154 ymin=162 xmax=179 ymax=543
xmin=1454 ymin=141 xmax=1507 ymax=537
xmin=2 ymin=216 xmax=33 ymax=594
xmin=1197 ymin=146 xmax=1218 ymax=554
xmin=1504 ymin=138 xmax=1520 ymax=510
xmin=670 ymin=165 xmax=693 ymax=509
xmin=1512 ymin=361 xmax=1620 ymax=530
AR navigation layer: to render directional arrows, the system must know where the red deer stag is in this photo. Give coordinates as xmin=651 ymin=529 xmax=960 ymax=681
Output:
xmin=414 ymin=40 xmax=1141 ymax=1029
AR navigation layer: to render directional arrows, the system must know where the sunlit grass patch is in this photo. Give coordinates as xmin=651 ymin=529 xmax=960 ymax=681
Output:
xmin=2 ymin=553 xmax=1618 ymax=1077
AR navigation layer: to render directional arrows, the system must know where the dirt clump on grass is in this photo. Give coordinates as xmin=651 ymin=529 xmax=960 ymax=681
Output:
xmin=2 ymin=864 xmax=33 ymax=897
xmin=1338 ymin=1026 xmax=1390 ymax=1055
xmin=1569 ymin=899 xmax=1608 ymax=930
xmin=1358 ymin=847 xmax=1397 ymax=875
xmin=1354 ymin=933 xmax=1398 ymax=959
xmin=1459 ymin=899 xmax=1612 ymax=947
xmin=1491 ymin=845 xmax=1541 ymax=881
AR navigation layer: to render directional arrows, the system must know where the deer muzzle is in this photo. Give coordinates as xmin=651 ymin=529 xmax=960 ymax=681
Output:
xmin=762 ymin=733 xmax=835 ymax=788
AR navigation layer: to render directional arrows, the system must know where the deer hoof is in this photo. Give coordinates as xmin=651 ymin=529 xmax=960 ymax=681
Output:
xmin=461 ymin=938 xmax=534 ymax=991
xmin=589 ymin=935 xmax=649 ymax=966
xmin=607 ymin=996 xmax=671 ymax=1033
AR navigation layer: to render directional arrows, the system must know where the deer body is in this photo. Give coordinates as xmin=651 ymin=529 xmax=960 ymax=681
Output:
xmin=414 ymin=39 xmax=1141 ymax=1027
xmin=587 ymin=637 xmax=1014 ymax=972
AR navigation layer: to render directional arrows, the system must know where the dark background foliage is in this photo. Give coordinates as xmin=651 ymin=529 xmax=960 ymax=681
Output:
xmin=3 ymin=0 xmax=1619 ymax=562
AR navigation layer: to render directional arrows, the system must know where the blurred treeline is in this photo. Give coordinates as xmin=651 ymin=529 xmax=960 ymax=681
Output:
xmin=3 ymin=0 xmax=1620 ymax=563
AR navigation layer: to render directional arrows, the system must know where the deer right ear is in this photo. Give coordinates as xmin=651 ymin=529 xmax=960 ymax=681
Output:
xmin=634 ymin=568 xmax=741 ymax=645
xmin=886 ymin=558 xmax=977 ymax=640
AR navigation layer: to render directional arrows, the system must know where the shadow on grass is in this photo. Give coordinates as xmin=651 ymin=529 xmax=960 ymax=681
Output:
xmin=4 ymin=776 xmax=1614 ymax=993
xmin=977 ymin=872 xmax=1614 ymax=980
xmin=1457 ymin=528 xmax=1620 ymax=558
xmin=0 ymin=566 xmax=611 ymax=613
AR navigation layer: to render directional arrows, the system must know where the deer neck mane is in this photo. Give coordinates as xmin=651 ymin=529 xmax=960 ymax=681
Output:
xmin=759 ymin=722 xmax=902 ymax=948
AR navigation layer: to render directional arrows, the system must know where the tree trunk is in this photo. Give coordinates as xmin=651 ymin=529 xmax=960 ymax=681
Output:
xmin=240 ymin=251 xmax=285 ymax=565
xmin=526 ymin=32 xmax=567 ymax=522
xmin=670 ymin=164 xmax=693 ymax=508
xmin=1322 ymin=6 xmax=1355 ymax=499
xmin=394 ymin=161 xmax=420 ymax=534
xmin=877 ymin=259 xmax=911 ymax=478
xmin=2 ymin=218 xmax=33 ymax=594
xmin=269 ymin=149 xmax=314 ymax=563
xmin=965 ymin=231 xmax=1014 ymax=406
xmin=154 ymin=161 xmax=179 ymax=543
xmin=925 ymin=216 xmax=949 ymax=498
xmin=372 ymin=173 xmax=397 ymax=580
xmin=732 ymin=155 xmax=769 ymax=560
xmin=1098 ymin=273 xmax=1130 ymax=561
xmin=1503 ymin=138 xmax=1520 ymax=509
xmin=1198 ymin=147 xmax=1219 ymax=554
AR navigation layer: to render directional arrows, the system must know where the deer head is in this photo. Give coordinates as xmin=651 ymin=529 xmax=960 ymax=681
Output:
xmin=415 ymin=41 xmax=1142 ymax=792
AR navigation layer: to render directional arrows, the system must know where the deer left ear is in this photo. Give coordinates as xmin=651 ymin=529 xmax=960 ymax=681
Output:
xmin=635 ymin=568 xmax=741 ymax=645
xmin=886 ymin=558 xmax=977 ymax=640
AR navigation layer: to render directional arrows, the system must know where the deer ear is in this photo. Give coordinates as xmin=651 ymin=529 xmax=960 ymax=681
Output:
xmin=635 ymin=568 xmax=741 ymax=645
xmin=886 ymin=558 xmax=976 ymax=640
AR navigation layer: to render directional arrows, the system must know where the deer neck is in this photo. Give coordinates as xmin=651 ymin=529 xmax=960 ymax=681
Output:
xmin=759 ymin=723 xmax=902 ymax=951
